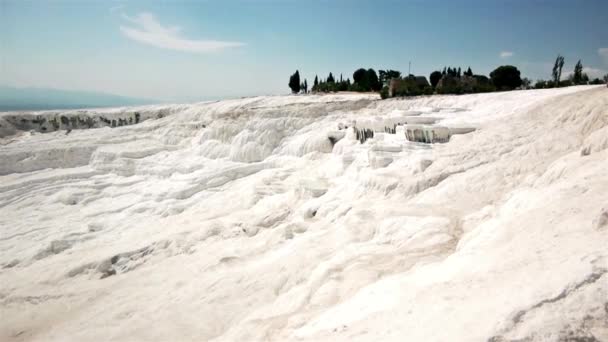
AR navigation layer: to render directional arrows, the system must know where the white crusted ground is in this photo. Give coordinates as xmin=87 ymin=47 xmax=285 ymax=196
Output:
xmin=1 ymin=86 xmax=607 ymax=341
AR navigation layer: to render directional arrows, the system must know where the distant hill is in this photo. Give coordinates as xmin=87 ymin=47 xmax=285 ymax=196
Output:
xmin=0 ymin=86 xmax=159 ymax=111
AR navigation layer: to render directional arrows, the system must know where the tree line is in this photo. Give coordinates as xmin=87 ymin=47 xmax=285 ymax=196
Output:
xmin=289 ymin=68 xmax=384 ymax=94
xmin=289 ymin=55 xmax=607 ymax=98
xmin=534 ymin=55 xmax=606 ymax=88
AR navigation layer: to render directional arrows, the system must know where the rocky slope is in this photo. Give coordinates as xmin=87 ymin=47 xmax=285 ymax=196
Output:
xmin=0 ymin=87 xmax=606 ymax=341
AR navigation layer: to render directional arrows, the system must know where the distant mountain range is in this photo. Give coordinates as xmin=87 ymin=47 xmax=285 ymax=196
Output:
xmin=0 ymin=86 xmax=159 ymax=111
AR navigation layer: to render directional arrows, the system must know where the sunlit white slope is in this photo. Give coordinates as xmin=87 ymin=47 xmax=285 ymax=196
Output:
xmin=0 ymin=87 xmax=606 ymax=341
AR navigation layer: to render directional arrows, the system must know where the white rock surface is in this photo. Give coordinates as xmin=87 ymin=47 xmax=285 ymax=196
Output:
xmin=0 ymin=87 xmax=607 ymax=341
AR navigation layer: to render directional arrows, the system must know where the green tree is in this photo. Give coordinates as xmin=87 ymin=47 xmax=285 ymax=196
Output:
xmin=304 ymin=79 xmax=308 ymax=93
xmin=379 ymin=70 xmax=401 ymax=86
xmin=552 ymin=55 xmax=565 ymax=87
xmin=429 ymin=71 xmax=442 ymax=88
xmin=289 ymin=70 xmax=301 ymax=93
xmin=490 ymin=65 xmax=522 ymax=90
xmin=380 ymin=86 xmax=389 ymax=99
xmin=572 ymin=60 xmax=583 ymax=85
xmin=588 ymin=78 xmax=602 ymax=85
xmin=534 ymin=80 xmax=547 ymax=89
xmin=327 ymin=72 xmax=335 ymax=83
xmin=353 ymin=68 xmax=367 ymax=85
xmin=464 ymin=67 xmax=473 ymax=77
xmin=314 ymin=75 xmax=319 ymax=88
xmin=366 ymin=69 xmax=381 ymax=91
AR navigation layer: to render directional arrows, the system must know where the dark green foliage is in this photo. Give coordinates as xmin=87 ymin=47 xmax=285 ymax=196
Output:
xmin=367 ymin=69 xmax=381 ymax=91
xmin=349 ymin=68 xmax=380 ymax=91
xmin=441 ymin=66 xmax=463 ymax=77
xmin=304 ymin=79 xmax=308 ymax=93
xmin=472 ymin=75 xmax=495 ymax=93
xmin=572 ymin=60 xmax=584 ymax=85
xmin=312 ymin=75 xmax=348 ymax=93
xmin=430 ymin=71 xmax=442 ymax=88
xmin=589 ymin=78 xmax=604 ymax=85
xmin=379 ymin=70 xmax=401 ymax=86
xmin=306 ymin=63 xmax=518 ymax=96
xmin=436 ymin=75 xmax=464 ymax=94
xmin=552 ymin=55 xmax=565 ymax=87
xmin=490 ymin=65 xmax=522 ymax=90
xmin=353 ymin=68 xmax=367 ymax=84
xmin=391 ymin=77 xmax=432 ymax=97
xmin=288 ymin=70 xmax=301 ymax=93
xmin=436 ymin=74 xmax=495 ymax=94
xmin=560 ymin=79 xmax=573 ymax=87
xmin=534 ymin=80 xmax=548 ymax=89
xmin=134 ymin=112 xmax=140 ymax=124
xmin=380 ymin=86 xmax=389 ymax=99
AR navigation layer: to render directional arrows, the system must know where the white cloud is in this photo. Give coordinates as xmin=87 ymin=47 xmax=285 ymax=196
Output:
xmin=582 ymin=67 xmax=607 ymax=79
xmin=120 ymin=12 xmax=245 ymax=53
xmin=599 ymin=48 xmax=608 ymax=63
xmin=500 ymin=51 xmax=514 ymax=58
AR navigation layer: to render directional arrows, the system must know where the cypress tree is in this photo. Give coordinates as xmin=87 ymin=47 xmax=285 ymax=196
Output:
xmin=327 ymin=72 xmax=335 ymax=83
xmin=288 ymin=70 xmax=301 ymax=93
xmin=552 ymin=55 xmax=565 ymax=87
xmin=573 ymin=60 xmax=583 ymax=85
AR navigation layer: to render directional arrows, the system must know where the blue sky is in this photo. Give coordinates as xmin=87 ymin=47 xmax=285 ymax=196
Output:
xmin=1 ymin=0 xmax=607 ymax=102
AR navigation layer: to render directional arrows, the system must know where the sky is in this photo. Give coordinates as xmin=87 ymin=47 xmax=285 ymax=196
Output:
xmin=1 ymin=0 xmax=607 ymax=103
